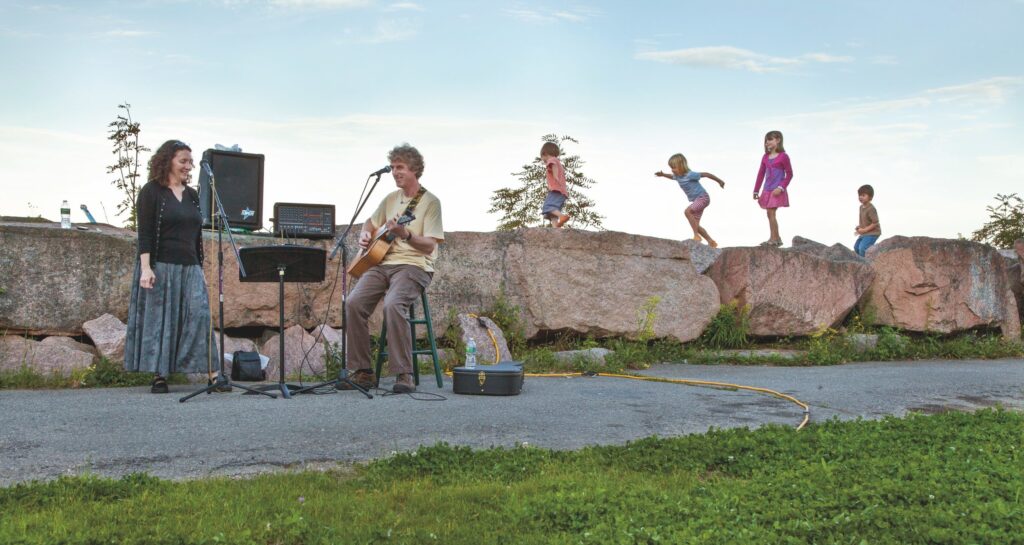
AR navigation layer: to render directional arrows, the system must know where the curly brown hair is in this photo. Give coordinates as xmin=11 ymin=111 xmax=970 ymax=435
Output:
xmin=540 ymin=142 xmax=560 ymax=157
xmin=148 ymin=140 xmax=192 ymax=187
xmin=387 ymin=143 xmax=424 ymax=178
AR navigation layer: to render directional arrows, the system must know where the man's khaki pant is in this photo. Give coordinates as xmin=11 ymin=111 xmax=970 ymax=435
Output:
xmin=345 ymin=264 xmax=432 ymax=375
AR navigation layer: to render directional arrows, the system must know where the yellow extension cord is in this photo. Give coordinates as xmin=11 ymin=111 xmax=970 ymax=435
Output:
xmin=462 ymin=314 xmax=810 ymax=431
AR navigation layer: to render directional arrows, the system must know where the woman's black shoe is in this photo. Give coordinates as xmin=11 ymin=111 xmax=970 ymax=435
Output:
xmin=150 ymin=376 xmax=169 ymax=394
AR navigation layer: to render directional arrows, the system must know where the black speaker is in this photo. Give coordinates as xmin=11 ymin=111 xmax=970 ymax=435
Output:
xmin=198 ymin=149 xmax=265 ymax=230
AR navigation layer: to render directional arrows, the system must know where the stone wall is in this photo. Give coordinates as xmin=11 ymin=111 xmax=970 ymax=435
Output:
xmin=1 ymin=222 xmax=1021 ymax=343
xmin=0 ymin=223 xmax=136 ymax=335
xmin=0 ymin=223 xmax=719 ymax=342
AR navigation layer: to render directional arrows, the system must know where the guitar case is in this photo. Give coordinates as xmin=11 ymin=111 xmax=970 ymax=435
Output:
xmin=452 ymin=362 xmax=524 ymax=396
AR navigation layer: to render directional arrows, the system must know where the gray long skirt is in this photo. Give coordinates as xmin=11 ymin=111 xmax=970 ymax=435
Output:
xmin=124 ymin=261 xmax=219 ymax=376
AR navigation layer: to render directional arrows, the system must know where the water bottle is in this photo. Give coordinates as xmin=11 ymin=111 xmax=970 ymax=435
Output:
xmin=60 ymin=200 xmax=71 ymax=229
xmin=465 ymin=338 xmax=477 ymax=369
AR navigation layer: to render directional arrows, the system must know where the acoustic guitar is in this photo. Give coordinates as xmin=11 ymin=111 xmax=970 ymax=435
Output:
xmin=347 ymin=213 xmax=416 ymax=278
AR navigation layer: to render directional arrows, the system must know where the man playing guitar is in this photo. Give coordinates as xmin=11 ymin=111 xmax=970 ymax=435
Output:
xmin=342 ymin=144 xmax=444 ymax=393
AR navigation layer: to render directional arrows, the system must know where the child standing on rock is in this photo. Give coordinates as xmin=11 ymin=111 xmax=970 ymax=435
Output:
xmin=655 ymin=153 xmax=726 ymax=247
xmin=854 ymin=184 xmax=881 ymax=257
xmin=540 ymin=142 xmax=571 ymax=228
xmin=753 ymin=130 xmax=793 ymax=247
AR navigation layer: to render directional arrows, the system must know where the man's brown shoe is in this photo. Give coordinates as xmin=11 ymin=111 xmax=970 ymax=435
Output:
xmin=336 ymin=369 xmax=376 ymax=390
xmin=392 ymin=373 xmax=416 ymax=394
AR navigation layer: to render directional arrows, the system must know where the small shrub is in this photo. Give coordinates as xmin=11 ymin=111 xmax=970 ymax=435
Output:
xmin=971 ymin=192 xmax=1024 ymax=248
xmin=323 ymin=341 xmax=343 ymax=377
xmin=872 ymin=327 xmax=911 ymax=359
xmin=487 ymin=287 xmax=527 ymax=356
xmin=635 ymin=296 xmax=661 ymax=342
xmin=806 ymin=326 xmax=851 ymax=365
xmin=700 ymin=301 xmax=750 ymax=349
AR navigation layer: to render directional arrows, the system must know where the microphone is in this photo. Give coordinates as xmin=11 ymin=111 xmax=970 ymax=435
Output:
xmin=370 ymin=165 xmax=392 ymax=176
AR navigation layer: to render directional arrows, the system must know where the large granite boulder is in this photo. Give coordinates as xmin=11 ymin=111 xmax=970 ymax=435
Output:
xmin=1000 ymin=240 xmax=1024 ymax=321
xmin=0 ymin=335 xmax=95 ymax=376
xmin=357 ymin=229 xmax=720 ymax=343
xmin=201 ymin=234 xmax=341 ymax=330
xmin=82 ymin=313 xmax=127 ymax=362
xmin=864 ymin=236 xmax=1021 ymax=339
xmin=456 ymin=313 xmax=513 ymax=364
xmin=260 ymin=324 xmax=327 ymax=379
xmin=706 ymin=237 xmax=875 ymax=337
xmin=0 ymin=223 xmax=136 ymax=335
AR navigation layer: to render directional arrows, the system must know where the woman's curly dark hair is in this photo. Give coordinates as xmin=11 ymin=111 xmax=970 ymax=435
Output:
xmin=148 ymin=140 xmax=192 ymax=187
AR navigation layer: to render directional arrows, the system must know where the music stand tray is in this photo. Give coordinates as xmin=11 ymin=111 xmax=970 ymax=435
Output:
xmin=239 ymin=245 xmax=326 ymax=398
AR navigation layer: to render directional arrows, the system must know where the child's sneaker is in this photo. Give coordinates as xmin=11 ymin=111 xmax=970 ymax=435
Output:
xmin=556 ymin=214 xmax=572 ymax=228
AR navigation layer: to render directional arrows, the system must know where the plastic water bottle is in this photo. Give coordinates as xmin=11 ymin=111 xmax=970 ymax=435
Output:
xmin=60 ymin=200 xmax=71 ymax=229
xmin=465 ymin=338 xmax=477 ymax=369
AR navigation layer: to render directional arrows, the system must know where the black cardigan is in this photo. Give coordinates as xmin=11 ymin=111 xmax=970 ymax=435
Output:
xmin=136 ymin=180 xmax=205 ymax=266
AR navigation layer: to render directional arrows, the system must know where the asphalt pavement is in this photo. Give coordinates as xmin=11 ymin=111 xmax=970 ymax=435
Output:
xmin=1 ymin=358 xmax=1021 ymax=486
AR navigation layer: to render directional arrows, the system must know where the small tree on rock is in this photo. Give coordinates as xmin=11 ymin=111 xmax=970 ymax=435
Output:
xmin=971 ymin=193 xmax=1024 ymax=248
xmin=489 ymin=134 xmax=604 ymax=231
xmin=107 ymin=103 xmax=149 ymax=231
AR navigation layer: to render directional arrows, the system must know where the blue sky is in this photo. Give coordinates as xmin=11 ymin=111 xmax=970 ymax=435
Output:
xmin=1 ymin=0 xmax=1022 ymax=247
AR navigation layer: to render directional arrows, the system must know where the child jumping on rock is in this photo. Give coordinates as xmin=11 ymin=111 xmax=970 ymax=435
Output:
xmin=655 ymin=153 xmax=726 ymax=247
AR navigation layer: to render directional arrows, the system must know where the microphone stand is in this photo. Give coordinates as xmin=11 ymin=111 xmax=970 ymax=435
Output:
xmin=292 ymin=171 xmax=388 ymax=396
xmin=181 ymin=163 xmax=277 ymax=402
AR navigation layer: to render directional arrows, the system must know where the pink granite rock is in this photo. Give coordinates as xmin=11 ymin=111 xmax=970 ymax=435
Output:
xmin=82 ymin=313 xmax=127 ymax=362
xmin=260 ymin=325 xmax=326 ymax=380
xmin=706 ymin=238 xmax=875 ymax=337
xmin=864 ymin=236 xmax=1020 ymax=340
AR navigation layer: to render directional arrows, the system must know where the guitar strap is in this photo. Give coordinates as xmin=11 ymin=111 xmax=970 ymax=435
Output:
xmin=401 ymin=186 xmax=428 ymax=218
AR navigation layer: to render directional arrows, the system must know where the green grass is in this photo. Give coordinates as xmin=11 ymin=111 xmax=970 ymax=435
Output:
xmin=1 ymin=409 xmax=1021 ymax=544
xmin=0 ymin=358 xmax=189 ymax=390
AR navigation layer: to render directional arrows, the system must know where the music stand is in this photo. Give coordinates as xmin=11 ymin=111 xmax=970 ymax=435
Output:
xmin=239 ymin=245 xmax=326 ymax=399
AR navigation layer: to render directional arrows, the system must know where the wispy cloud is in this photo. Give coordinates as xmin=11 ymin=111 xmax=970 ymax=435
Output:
xmin=0 ymin=27 xmax=42 ymax=38
xmin=635 ymin=46 xmax=853 ymax=73
xmin=756 ymin=76 xmax=1023 ymax=149
xmin=801 ymin=53 xmax=854 ymax=63
xmin=870 ymin=55 xmax=899 ymax=65
xmin=504 ymin=6 xmax=600 ymax=24
xmin=341 ymin=18 xmax=418 ymax=43
xmin=370 ymin=18 xmax=416 ymax=42
xmin=100 ymin=29 xmax=154 ymax=38
xmin=269 ymin=0 xmax=371 ymax=8
xmin=384 ymin=2 xmax=423 ymax=11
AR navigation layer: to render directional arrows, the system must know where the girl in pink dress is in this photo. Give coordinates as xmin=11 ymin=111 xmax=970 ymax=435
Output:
xmin=752 ymin=130 xmax=793 ymax=246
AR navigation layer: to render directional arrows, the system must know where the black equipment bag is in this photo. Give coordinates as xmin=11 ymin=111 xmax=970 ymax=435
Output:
xmin=231 ymin=351 xmax=266 ymax=382
xmin=452 ymin=362 xmax=524 ymax=396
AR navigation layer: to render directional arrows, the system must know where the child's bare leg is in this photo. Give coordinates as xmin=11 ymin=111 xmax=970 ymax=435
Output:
xmin=697 ymin=225 xmax=716 ymax=247
xmin=767 ymin=209 xmax=781 ymax=243
xmin=684 ymin=208 xmax=701 ymax=240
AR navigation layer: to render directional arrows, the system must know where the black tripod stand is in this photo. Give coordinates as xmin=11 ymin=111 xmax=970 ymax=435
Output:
xmin=292 ymin=169 xmax=390 ymax=396
xmin=238 ymin=245 xmax=331 ymax=399
xmin=181 ymin=162 xmax=276 ymax=402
